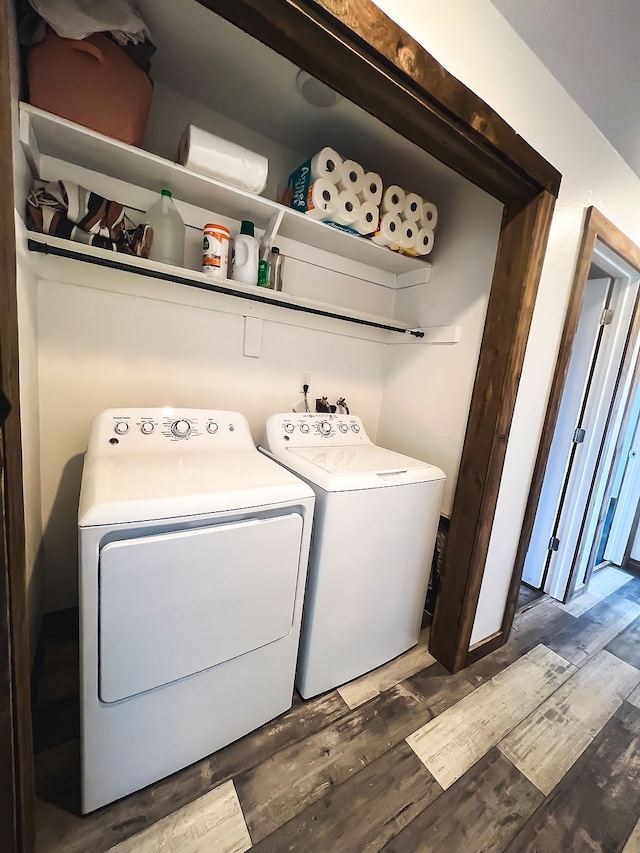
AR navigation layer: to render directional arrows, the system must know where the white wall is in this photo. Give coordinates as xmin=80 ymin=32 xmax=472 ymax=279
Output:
xmin=378 ymin=180 xmax=502 ymax=515
xmin=37 ymin=272 xmax=387 ymax=610
xmin=370 ymin=0 xmax=640 ymax=645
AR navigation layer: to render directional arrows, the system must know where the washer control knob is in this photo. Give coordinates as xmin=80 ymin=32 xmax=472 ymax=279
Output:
xmin=172 ymin=419 xmax=191 ymax=438
xmin=140 ymin=422 xmax=154 ymax=435
xmin=114 ymin=421 xmax=129 ymax=435
xmin=300 ymin=423 xmax=310 ymax=434
xmin=339 ymin=423 xmax=348 ymax=433
xmin=284 ymin=423 xmax=295 ymax=434
xmin=207 ymin=422 xmax=218 ymax=434
xmin=319 ymin=420 xmax=332 ymax=436
xmin=351 ymin=423 xmax=360 ymax=433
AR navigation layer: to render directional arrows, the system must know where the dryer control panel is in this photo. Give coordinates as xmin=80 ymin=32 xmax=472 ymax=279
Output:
xmin=88 ymin=408 xmax=255 ymax=453
xmin=262 ymin=413 xmax=370 ymax=452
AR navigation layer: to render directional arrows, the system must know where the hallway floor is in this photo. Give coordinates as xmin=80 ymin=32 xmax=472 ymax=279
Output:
xmin=34 ymin=567 xmax=640 ymax=852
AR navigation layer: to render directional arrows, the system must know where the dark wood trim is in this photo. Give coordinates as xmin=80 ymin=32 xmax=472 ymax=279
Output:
xmin=465 ymin=631 xmax=504 ymax=666
xmin=623 ymin=558 xmax=640 ymax=577
xmin=503 ymin=207 xmax=640 ymax=648
xmin=200 ymin=0 xmax=561 ymax=208
xmin=0 ymin=0 xmax=35 ymax=850
xmin=432 ymin=190 xmax=556 ymax=671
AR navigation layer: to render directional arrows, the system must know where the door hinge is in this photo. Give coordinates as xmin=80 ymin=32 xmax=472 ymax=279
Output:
xmin=599 ymin=308 xmax=614 ymax=326
xmin=548 ymin=536 xmax=560 ymax=552
xmin=573 ymin=427 xmax=586 ymax=444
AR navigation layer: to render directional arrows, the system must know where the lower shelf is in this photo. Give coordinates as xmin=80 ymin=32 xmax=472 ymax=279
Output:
xmin=26 ymin=232 xmax=425 ymax=339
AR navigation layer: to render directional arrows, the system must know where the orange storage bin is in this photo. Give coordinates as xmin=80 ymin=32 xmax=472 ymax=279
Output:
xmin=26 ymin=30 xmax=153 ymax=147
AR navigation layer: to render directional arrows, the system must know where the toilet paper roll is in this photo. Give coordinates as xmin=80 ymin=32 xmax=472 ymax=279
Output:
xmin=354 ymin=201 xmax=379 ymax=235
xmin=396 ymin=219 xmax=419 ymax=251
xmin=310 ymin=147 xmax=343 ymax=184
xmin=338 ymin=160 xmax=366 ymax=195
xmin=419 ymin=201 xmax=439 ymax=230
xmin=372 ymin=212 xmax=402 ymax=246
xmin=332 ymin=190 xmax=361 ymax=225
xmin=359 ymin=172 xmax=383 ymax=206
xmin=403 ymin=192 xmax=423 ymax=223
xmin=414 ymin=227 xmax=435 ymax=256
xmin=381 ymin=185 xmax=405 ymax=216
xmin=305 ymin=178 xmax=339 ymax=220
xmin=178 ymin=124 xmax=268 ymax=195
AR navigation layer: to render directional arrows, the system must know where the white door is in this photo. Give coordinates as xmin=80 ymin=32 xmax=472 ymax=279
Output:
xmin=99 ymin=513 xmax=303 ymax=703
xmin=522 ymin=278 xmax=611 ymax=588
xmin=603 ymin=407 xmax=640 ymax=565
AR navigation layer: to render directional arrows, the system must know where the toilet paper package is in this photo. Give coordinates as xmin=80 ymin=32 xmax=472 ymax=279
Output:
xmin=360 ymin=172 xmax=383 ymax=206
xmin=420 ymin=201 xmax=439 ymax=230
xmin=372 ymin=212 xmax=402 ymax=246
xmin=403 ymin=192 xmax=423 ymax=222
xmin=381 ymin=185 xmax=405 ymax=216
xmin=281 ymin=160 xmax=339 ymax=220
xmin=354 ymin=201 xmax=379 ymax=235
xmin=332 ymin=190 xmax=361 ymax=226
xmin=178 ymin=124 xmax=269 ymax=195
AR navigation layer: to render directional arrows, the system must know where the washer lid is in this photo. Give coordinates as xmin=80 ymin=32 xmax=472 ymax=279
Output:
xmin=289 ymin=444 xmax=430 ymax=475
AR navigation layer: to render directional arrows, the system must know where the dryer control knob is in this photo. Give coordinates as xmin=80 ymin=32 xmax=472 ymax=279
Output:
xmin=319 ymin=420 xmax=332 ymax=435
xmin=339 ymin=423 xmax=348 ymax=433
xmin=284 ymin=423 xmax=295 ymax=434
xmin=114 ymin=421 xmax=129 ymax=435
xmin=172 ymin=419 xmax=191 ymax=437
xmin=140 ymin=422 xmax=154 ymax=435
xmin=351 ymin=424 xmax=360 ymax=433
xmin=300 ymin=423 xmax=310 ymax=434
xmin=207 ymin=422 xmax=218 ymax=434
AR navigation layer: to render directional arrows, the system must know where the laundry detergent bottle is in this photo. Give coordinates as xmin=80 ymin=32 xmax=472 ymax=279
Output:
xmin=231 ymin=220 xmax=259 ymax=285
xmin=146 ymin=189 xmax=185 ymax=267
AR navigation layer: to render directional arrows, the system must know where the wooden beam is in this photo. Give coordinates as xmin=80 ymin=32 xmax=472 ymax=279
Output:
xmin=431 ymin=190 xmax=556 ymax=672
xmin=0 ymin=0 xmax=35 ymax=849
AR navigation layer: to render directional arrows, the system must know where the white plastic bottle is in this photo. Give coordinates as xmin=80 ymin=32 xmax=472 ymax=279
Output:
xmin=146 ymin=189 xmax=185 ymax=267
xmin=231 ymin=220 xmax=259 ymax=285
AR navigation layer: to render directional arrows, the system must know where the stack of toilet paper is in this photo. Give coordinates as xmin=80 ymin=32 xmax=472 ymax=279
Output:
xmin=281 ymin=147 xmax=382 ymax=237
xmin=373 ymin=185 xmax=437 ymax=257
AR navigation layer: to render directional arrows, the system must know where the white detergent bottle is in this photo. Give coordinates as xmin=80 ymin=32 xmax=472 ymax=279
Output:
xmin=231 ymin=220 xmax=259 ymax=285
xmin=146 ymin=189 xmax=185 ymax=267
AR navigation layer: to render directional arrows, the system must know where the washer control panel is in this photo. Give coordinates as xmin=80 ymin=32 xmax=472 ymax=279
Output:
xmin=262 ymin=413 xmax=369 ymax=450
xmin=90 ymin=408 xmax=254 ymax=452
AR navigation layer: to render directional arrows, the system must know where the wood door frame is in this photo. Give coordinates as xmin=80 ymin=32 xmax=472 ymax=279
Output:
xmin=0 ymin=0 xmax=35 ymax=850
xmin=504 ymin=208 xmax=640 ymax=640
xmin=0 ymin=3 xmax=562 ymax=845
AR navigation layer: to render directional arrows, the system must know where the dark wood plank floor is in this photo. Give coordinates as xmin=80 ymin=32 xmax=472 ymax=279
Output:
xmin=33 ymin=568 xmax=640 ymax=853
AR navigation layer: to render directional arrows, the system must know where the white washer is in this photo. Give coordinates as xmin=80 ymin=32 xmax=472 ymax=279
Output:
xmin=261 ymin=412 xmax=445 ymax=699
xmin=78 ymin=408 xmax=314 ymax=813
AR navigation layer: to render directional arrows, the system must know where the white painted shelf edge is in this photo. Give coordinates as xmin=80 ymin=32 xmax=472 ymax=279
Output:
xmin=19 ymin=103 xmax=433 ymax=280
xmin=26 ymin=231 xmax=425 ymax=337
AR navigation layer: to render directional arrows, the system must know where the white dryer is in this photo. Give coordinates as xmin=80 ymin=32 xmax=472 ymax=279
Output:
xmin=78 ymin=408 xmax=314 ymax=813
xmin=261 ymin=412 xmax=445 ymax=699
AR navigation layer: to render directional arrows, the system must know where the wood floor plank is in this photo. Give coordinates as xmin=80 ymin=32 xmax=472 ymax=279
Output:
xmin=623 ymin=818 xmax=640 ymax=853
xmin=106 ymin=781 xmax=251 ymax=853
xmin=546 ymin=596 xmax=640 ymax=666
xmin=406 ymin=645 xmax=575 ymax=789
xmin=463 ymin=598 xmax=576 ymax=687
xmin=407 ymin=661 xmax=476 ymax=713
xmin=612 ymin=578 xmax=640 ymax=605
xmin=250 ymin=742 xmax=442 ymax=853
xmin=380 ymin=749 xmax=543 ymax=853
xmin=627 ymin=684 xmax=640 ymax=710
xmin=553 ymin=567 xmax=633 ymax=617
xmin=499 ymin=650 xmax=640 ymax=794
xmin=337 ymin=628 xmax=435 ymax=709
xmin=35 ymin=692 xmax=349 ymax=853
xmin=504 ymin=702 xmax=640 ymax=853
xmin=606 ymin=615 xmax=640 ymax=670
xmin=236 ymin=670 xmax=472 ymax=844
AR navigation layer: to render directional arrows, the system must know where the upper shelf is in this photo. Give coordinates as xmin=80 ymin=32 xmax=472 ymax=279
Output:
xmin=19 ymin=103 xmax=432 ymax=278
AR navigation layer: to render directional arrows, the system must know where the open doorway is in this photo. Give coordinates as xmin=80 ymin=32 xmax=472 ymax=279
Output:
xmin=510 ymin=209 xmax=640 ymax=620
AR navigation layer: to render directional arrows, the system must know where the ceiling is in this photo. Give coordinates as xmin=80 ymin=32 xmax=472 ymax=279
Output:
xmin=490 ymin=0 xmax=640 ymax=177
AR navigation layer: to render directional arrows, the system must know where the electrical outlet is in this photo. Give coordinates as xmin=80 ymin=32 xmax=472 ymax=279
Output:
xmin=302 ymin=373 xmax=311 ymax=391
